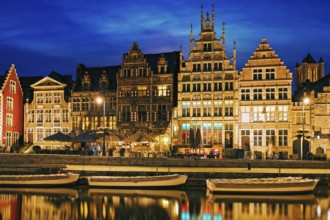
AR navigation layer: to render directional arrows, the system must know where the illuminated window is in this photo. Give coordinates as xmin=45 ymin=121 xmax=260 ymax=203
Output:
xmin=138 ymin=86 xmax=147 ymax=96
xmin=158 ymin=85 xmax=167 ymax=96
xmin=203 ymin=101 xmax=211 ymax=117
xmin=265 ymin=106 xmax=275 ymax=122
xmin=278 ymin=130 xmax=288 ymax=146
xmin=225 ymin=100 xmax=233 ymax=116
xmin=45 ymin=128 xmax=51 ymax=138
xmin=253 ymin=106 xmax=264 ymax=122
xmin=214 ymin=101 xmax=222 ymax=116
xmin=241 ymin=106 xmax=250 ymax=123
xmin=214 ymin=123 xmax=222 ymax=144
xmin=182 ymin=124 xmax=190 ymax=144
xmin=6 ymin=97 xmax=13 ymax=110
xmin=192 ymin=101 xmax=201 ymax=117
xmin=203 ymin=123 xmax=211 ymax=144
xmin=278 ymin=106 xmax=288 ymax=122
xmin=182 ymin=102 xmax=190 ymax=117
xmin=10 ymin=81 xmax=16 ymax=93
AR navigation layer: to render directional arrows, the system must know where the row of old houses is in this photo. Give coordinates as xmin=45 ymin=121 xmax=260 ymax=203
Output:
xmin=1 ymin=6 xmax=329 ymax=158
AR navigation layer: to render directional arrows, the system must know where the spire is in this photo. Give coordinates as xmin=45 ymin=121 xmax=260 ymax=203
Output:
xmin=211 ymin=4 xmax=215 ymax=23
xmin=190 ymin=24 xmax=194 ymax=52
xmin=233 ymin=41 xmax=237 ymax=69
xmin=222 ymin=22 xmax=226 ymax=47
xmin=201 ymin=5 xmax=204 ymax=30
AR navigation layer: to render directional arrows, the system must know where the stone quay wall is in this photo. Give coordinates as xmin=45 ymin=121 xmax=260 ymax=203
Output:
xmin=0 ymin=154 xmax=329 ymax=186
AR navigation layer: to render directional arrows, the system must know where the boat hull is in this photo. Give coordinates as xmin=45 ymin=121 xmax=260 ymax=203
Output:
xmin=88 ymin=174 xmax=188 ymax=188
xmin=207 ymin=177 xmax=319 ymax=193
xmin=0 ymin=173 xmax=79 ymax=186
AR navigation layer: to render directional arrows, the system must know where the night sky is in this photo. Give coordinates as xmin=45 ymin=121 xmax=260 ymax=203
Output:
xmin=0 ymin=0 xmax=329 ymax=82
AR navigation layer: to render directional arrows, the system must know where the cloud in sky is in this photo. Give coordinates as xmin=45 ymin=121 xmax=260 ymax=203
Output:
xmin=0 ymin=0 xmax=329 ymax=78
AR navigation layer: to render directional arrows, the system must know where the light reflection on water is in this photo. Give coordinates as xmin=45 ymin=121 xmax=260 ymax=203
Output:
xmin=0 ymin=187 xmax=328 ymax=220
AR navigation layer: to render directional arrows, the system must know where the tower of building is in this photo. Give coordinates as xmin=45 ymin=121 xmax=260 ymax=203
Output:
xmin=295 ymin=53 xmax=324 ymax=89
xmin=177 ymin=5 xmax=239 ymax=151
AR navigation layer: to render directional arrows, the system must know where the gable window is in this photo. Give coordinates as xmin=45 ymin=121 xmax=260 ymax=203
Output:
xmin=45 ymin=93 xmax=52 ymax=103
xmin=253 ymin=69 xmax=262 ymax=80
xmin=182 ymin=84 xmax=190 ymax=92
xmin=100 ymin=81 xmax=107 ymax=91
xmin=36 ymin=93 xmax=43 ymax=104
xmin=54 ymin=93 xmax=61 ymax=104
xmin=266 ymin=68 xmax=275 ymax=80
xmin=10 ymin=81 xmax=16 ymax=93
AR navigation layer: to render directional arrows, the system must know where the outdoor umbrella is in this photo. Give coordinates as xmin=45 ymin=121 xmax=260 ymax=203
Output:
xmin=189 ymin=128 xmax=195 ymax=152
xmin=97 ymin=133 xmax=124 ymax=143
xmin=72 ymin=132 xmax=97 ymax=142
xmin=122 ymin=133 xmax=156 ymax=143
xmin=44 ymin=132 xmax=73 ymax=142
xmin=195 ymin=128 xmax=202 ymax=154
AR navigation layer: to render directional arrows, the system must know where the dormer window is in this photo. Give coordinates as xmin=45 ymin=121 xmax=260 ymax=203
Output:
xmin=82 ymin=72 xmax=91 ymax=91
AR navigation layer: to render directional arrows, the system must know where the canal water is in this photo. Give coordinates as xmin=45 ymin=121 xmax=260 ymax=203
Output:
xmin=0 ymin=187 xmax=328 ymax=220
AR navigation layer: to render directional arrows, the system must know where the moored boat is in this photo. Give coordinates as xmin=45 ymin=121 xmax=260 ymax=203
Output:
xmin=206 ymin=177 xmax=319 ymax=193
xmin=87 ymin=174 xmax=188 ymax=188
xmin=0 ymin=173 xmax=79 ymax=186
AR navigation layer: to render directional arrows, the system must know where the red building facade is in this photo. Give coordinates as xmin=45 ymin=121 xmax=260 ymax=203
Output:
xmin=0 ymin=64 xmax=24 ymax=149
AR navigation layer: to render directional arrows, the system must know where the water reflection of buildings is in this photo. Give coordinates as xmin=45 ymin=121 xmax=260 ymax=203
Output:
xmin=204 ymin=191 xmax=330 ymax=220
xmin=0 ymin=188 xmax=328 ymax=220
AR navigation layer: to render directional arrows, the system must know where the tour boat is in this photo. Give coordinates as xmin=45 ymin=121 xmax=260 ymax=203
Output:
xmin=87 ymin=174 xmax=188 ymax=188
xmin=206 ymin=177 xmax=319 ymax=193
xmin=0 ymin=173 xmax=80 ymax=186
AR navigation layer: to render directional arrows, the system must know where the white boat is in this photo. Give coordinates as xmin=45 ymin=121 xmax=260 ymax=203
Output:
xmin=87 ymin=174 xmax=188 ymax=188
xmin=0 ymin=173 xmax=80 ymax=186
xmin=206 ymin=177 xmax=319 ymax=193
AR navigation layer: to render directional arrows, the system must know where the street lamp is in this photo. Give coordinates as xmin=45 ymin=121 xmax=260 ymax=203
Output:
xmin=300 ymin=97 xmax=310 ymax=160
xmin=96 ymin=97 xmax=106 ymax=156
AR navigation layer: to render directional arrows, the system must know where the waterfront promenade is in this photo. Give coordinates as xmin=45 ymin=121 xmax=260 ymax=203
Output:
xmin=0 ymin=153 xmax=329 ymax=186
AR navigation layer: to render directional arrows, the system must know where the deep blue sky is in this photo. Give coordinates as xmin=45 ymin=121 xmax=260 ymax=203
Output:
xmin=0 ymin=0 xmax=329 ymax=81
